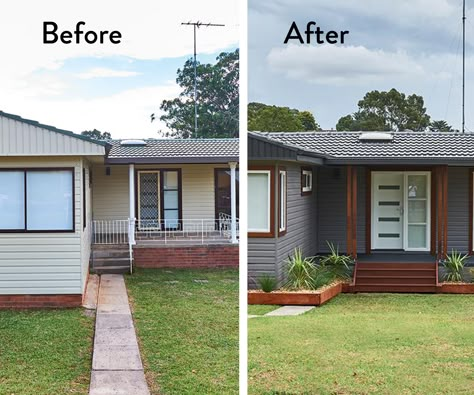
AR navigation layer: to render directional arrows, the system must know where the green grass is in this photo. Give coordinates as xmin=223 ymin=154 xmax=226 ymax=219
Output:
xmin=248 ymin=305 xmax=280 ymax=316
xmin=125 ymin=268 xmax=238 ymax=395
xmin=0 ymin=309 xmax=94 ymax=395
xmin=249 ymin=294 xmax=474 ymax=395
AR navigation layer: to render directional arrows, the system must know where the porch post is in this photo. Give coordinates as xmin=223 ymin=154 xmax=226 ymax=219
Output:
xmin=129 ymin=163 xmax=136 ymax=245
xmin=229 ymin=161 xmax=238 ymax=244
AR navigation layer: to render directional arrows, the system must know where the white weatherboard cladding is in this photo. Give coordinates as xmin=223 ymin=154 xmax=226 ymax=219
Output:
xmin=92 ymin=163 xmax=225 ymax=221
xmin=0 ymin=157 xmax=83 ymax=295
xmin=0 ymin=115 xmax=105 ymax=156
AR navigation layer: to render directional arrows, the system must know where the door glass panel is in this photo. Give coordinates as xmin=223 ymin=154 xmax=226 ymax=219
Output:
xmin=163 ymin=191 xmax=179 ymax=209
xmin=408 ymin=225 xmax=426 ymax=248
xmin=139 ymin=173 xmax=159 ymax=223
xmin=408 ymin=200 xmax=426 ymax=223
xmin=163 ymin=171 xmax=178 ymax=189
xmin=215 ymin=169 xmax=239 ymax=218
xmin=407 ymin=175 xmax=427 ymax=198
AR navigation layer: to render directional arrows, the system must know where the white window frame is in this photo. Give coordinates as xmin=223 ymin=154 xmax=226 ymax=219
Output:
xmin=248 ymin=170 xmax=271 ymax=233
xmin=279 ymin=169 xmax=287 ymax=233
xmin=302 ymin=169 xmax=313 ymax=193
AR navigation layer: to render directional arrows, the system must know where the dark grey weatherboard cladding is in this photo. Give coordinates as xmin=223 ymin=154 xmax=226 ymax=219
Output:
xmin=317 ymin=167 xmax=347 ymax=253
xmin=247 ymin=238 xmax=278 ymax=288
xmin=275 ymin=164 xmax=318 ymax=285
xmin=447 ymin=167 xmax=469 ymax=253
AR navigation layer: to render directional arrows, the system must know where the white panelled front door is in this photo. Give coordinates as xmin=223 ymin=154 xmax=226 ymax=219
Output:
xmin=372 ymin=172 xmax=431 ymax=251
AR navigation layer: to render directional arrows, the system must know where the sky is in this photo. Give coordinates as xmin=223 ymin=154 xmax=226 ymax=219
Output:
xmin=249 ymin=0 xmax=474 ymax=132
xmin=0 ymin=0 xmax=239 ymax=138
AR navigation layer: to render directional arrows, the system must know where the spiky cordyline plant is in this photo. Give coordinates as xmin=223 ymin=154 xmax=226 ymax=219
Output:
xmin=442 ymin=250 xmax=468 ymax=282
xmin=284 ymin=248 xmax=317 ymax=290
xmin=318 ymin=241 xmax=353 ymax=280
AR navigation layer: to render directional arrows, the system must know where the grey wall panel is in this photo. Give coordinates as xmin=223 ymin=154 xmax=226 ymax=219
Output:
xmin=447 ymin=167 xmax=469 ymax=253
xmin=317 ymin=167 xmax=347 ymax=253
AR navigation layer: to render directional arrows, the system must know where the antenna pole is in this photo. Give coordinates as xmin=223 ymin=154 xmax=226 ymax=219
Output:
xmin=462 ymin=0 xmax=466 ymax=133
xmin=181 ymin=21 xmax=225 ymax=138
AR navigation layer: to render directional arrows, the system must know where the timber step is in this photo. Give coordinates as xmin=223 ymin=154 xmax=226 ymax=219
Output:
xmin=354 ymin=262 xmax=437 ymax=293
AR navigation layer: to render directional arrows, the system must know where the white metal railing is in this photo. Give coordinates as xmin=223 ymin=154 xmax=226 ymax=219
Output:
xmin=135 ymin=217 xmax=239 ymax=244
xmin=92 ymin=220 xmax=130 ymax=244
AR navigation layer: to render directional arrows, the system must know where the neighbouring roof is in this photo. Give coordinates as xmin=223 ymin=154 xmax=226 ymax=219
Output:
xmin=106 ymin=138 xmax=239 ymax=164
xmin=0 ymin=111 xmax=110 ymax=148
xmin=249 ymin=131 xmax=474 ymax=165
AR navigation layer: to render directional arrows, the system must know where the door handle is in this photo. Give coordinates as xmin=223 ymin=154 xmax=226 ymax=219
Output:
xmin=399 ymin=206 xmax=404 ymax=215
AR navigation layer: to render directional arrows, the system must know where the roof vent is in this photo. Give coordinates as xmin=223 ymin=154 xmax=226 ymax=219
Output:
xmin=358 ymin=132 xmax=393 ymax=142
xmin=120 ymin=139 xmax=147 ymax=146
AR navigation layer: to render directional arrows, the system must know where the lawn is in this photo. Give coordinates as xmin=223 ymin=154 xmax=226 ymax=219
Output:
xmin=248 ymin=304 xmax=279 ymax=316
xmin=0 ymin=309 xmax=94 ymax=395
xmin=249 ymin=294 xmax=474 ymax=395
xmin=125 ymin=268 xmax=239 ymax=395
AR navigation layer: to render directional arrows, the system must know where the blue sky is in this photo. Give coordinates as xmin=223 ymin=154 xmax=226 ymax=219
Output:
xmin=0 ymin=0 xmax=239 ymax=138
xmin=249 ymin=0 xmax=474 ymax=132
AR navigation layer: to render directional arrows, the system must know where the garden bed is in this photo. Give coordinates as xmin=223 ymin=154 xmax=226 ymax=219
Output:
xmin=248 ymin=282 xmax=342 ymax=306
xmin=438 ymin=282 xmax=474 ymax=294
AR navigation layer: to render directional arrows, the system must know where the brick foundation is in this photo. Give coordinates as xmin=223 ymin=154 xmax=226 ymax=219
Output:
xmin=133 ymin=244 xmax=239 ymax=268
xmin=0 ymin=294 xmax=83 ymax=309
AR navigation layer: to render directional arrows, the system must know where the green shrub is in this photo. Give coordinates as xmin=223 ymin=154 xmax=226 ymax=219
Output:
xmin=284 ymin=248 xmax=317 ymax=290
xmin=442 ymin=250 xmax=469 ymax=282
xmin=317 ymin=241 xmax=354 ymax=280
xmin=258 ymin=275 xmax=277 ymax=293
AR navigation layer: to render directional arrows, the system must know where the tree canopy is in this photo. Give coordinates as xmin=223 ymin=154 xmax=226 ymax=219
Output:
xmin=429 ymin=120 xmax=458 ymax=133
xmin=81 ymin=129 xmax=111 ymax=140
xmin=155 ymin=49 xmax=239 ymax=139
xmin=248 ymin=102 xmax=321 ymax=132
xmin=336 ymin=89 xmax=431 ymax=132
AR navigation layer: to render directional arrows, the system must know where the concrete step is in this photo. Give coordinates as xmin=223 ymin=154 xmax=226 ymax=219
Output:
xmin=93 ymin=265 xmax=130 ymax=274
xmin=92 ymin=244 xmax=129 ymax=250
xmin=93 ymin=257 xmax=130 ymax=268
xmin=92 ymin=250 xmax=130 ymax=259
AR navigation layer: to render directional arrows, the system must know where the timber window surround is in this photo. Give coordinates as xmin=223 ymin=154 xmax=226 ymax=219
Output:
xmin=0 ymin=168 xmax=74 ymax=232
xmin=301 ymin=167 xmax=313 ymax=195
xmin=279 ymin=168 xmax=287 ymax=235
xmin=248 ymin=167 xmax=275 ymax=237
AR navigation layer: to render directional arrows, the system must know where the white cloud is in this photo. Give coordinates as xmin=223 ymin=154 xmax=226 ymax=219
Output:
xmin=76 ymin=68 xmax=141 ymax=79
xmin=267 ymin=44 xmax=426 ymax=85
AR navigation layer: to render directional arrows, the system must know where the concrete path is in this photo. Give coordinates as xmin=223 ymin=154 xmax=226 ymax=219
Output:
xmin=89 ymin=274 xmax=150 ymax=395
xmin=265 ymin=305 xmax=315 ymax=316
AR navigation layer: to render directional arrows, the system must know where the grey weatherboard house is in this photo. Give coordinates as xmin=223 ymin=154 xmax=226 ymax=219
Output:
xmin=248 ymin=131 xmax=474 ymax=292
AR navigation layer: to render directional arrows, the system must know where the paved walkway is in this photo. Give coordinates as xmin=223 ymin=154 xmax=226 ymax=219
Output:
xmin=89 ymin=274 xmax=150 ymax=395
xmin=249 ymin=305 xmax=315 ymax=318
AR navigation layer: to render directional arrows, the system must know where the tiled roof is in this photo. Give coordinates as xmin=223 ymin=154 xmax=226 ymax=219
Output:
xmin=107 ymin=138 xmax=239 ymax=163
xmin=251 ymin=131 xmax=474 ymax=161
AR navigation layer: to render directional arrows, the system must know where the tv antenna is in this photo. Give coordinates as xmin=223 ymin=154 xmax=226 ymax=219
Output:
xmin=462 ymin=0 xmax=466 ymax=133
xmin=181 ymin=21 xmax=225 ymax=137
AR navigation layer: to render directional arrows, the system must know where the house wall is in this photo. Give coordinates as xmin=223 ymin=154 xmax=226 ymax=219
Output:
xmin=80 ymin=160 xmax=93 ymax=294
xmin=92 ymin=163 xmax=234 ymax=221
xmin=447 ymin=167 xmax=469 ymax=253
xmin=0 ymin=114 xmax=105 ymax=156
xmin=0 ymin=157 xmax=83 ymax=295
xmin=248 ymin=161 xmax=319 ymax=287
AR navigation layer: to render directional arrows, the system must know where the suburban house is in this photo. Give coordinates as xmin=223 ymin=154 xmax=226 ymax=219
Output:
xmin=0 ymin=111 xmax=239 ymax=308
xmin=248 ymin=130 xmax=474 ymax=292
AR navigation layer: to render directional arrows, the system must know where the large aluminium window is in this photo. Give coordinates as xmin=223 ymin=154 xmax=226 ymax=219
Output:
xmin=0 ymin=169 xmax=74 ymax=232
xmin=248 ymin=169 xmax=274 ymax=237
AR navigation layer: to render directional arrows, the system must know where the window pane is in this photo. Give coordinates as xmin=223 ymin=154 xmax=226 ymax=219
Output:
xmin=27 ymin=171 xmax=73 ymax=230
xmin=408 ymin=224 xmax=426 ymax=248
xmin=0 ymin=171 xmax=25 ymax=229
xmin=408 ymin=175 xmax=427 ymax=198
xmin=248 ymin=172 xmax=269 ymax=231
xmin=408 ymin=200 xmax=426 ymax=223
xmin=163 ymin=190 xmax=179 ymax=210
xmin=163 ymin=171 xmax=178 ymax=189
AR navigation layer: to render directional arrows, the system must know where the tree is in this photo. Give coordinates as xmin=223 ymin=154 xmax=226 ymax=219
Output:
xmin=248 ymin=102 xmax=321 ymax=132
xmin=81 ymin=129 xmax=112 ymax=140
xmin=336 ymin=89 xmax=430 ymax=132
xmin=429 ymin=120 xmax=457 ymax=133
xmin=155 ymin=49 xmax=239 ymax=138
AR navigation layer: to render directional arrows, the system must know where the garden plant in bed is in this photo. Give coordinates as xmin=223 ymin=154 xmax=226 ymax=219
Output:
xmin=439 ymin=250 xmax=474 ymax=293
xmin=248 ymin=242 xmax=353 ymax=305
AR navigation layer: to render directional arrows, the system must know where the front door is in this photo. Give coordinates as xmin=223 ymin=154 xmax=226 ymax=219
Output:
xmin=372 ymin=171 xmax=431 ymax=251
xmin=372 ymin=173 xmax=404 ymax=249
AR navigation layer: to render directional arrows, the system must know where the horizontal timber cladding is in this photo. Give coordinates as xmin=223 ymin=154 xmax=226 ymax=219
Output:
xmin=447 ymin=167 xmax=469 ymax=253
xmin=0 ymin=294 xmax=82 ymax=309
xmin=133 ymin=245 xmax=238 ymax=268
xmin=92 ymin=163 xmax=227 ymax=221
xmin=0 ymin=157 xmax=83 ymax=295
xmin=247 ymin=238 xmax=278 ymax=288
xmin=276 ymin=163 xmax=318 ymax=285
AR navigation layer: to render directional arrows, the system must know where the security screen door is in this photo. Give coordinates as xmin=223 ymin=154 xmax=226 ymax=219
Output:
xmin=372 ymin=172 xmax=430 ymax=251
xmin=138 ymin=172 xmax=160 ymax=226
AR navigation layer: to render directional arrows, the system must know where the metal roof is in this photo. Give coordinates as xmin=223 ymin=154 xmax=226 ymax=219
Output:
xmin=250 ymin=131 xmax=474 ymax=164
xmin=106 ymin=138 xmax=239 ymax=164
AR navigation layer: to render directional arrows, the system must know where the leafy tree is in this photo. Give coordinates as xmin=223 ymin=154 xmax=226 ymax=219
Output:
xmin=336 ymin=89 xmax=430 ymax=132
xmin=429 ymin=120 xmax=457 ymax=133
xmin=248 ymin=102 xmax=320 ymax=132
xmin=155 ymin=49 xmax=239 ymax=138
xmin=81 ymin=129 xmax=112 ymax=140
